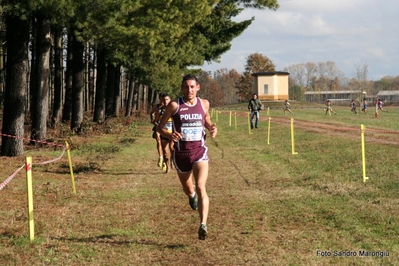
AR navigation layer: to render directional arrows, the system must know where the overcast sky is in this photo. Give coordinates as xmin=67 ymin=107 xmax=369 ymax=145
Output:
xmin=201 ymin=0 xmax=398 ymax=80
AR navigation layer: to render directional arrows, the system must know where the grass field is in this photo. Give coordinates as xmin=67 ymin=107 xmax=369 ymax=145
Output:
xmin=1 ymin=102 xmax=399 ymax=265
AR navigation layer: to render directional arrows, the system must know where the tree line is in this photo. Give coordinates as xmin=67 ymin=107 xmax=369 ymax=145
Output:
xmin=0 ymin=0 xmax=279 ymax=156
xmin=284 ymin=61 xmax=399 ymax=101
xmin=198 ymin=58 xmax=399 ymax=104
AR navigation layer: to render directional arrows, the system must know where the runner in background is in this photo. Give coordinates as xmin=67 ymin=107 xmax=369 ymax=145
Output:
xmin=362 ymin=99 xmax=368 ymax=114
xmin=350 ymin=99 xmax=358 ymax=114
xmin=325 ymin=100 xmax=337 ymax=115
xmin=378 ymin=99 xmax=388 ymax=113
xmin=284 ymin=100 xmax=294 ymax=116
xmin=150 ymin=92 xmax=164 ymax=167
xmin=153 ymin=93 xmax=174 ymax=173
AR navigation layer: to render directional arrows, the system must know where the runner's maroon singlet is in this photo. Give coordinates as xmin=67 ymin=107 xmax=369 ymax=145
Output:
xmin=172 ymin=97 xmax=208 ymax=172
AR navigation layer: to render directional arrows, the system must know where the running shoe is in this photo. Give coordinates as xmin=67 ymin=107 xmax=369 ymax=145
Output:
xmin=198 ymin=223 xmax=208 ymax=240
xmin=162 ymin=162 xmax=167 ymax=172
xmin=189 ymin=188 xmax=198 ymax=210
xmin=157 ymin=157 xmax=163 ymax=167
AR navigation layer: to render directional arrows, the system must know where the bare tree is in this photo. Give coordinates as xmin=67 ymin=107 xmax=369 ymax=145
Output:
xmin=354 ymin=62 xmax=369 ymax=95
xmin=214 ymin=68 xmax=240 ymax=104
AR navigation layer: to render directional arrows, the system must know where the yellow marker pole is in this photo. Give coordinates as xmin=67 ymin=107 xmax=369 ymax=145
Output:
xmin=66 ymin=141 xmax=76 ymax=193
xmin=267 ymin=117 xmax=271 ymax=145
xmin=291 ymin=118 xmax=298 ymax=155
xmin=216 ymin=110 xmax=219 ymax=123
xmin=229 ymin=111 xmax=232 ymax=126
xmin=267 ymin=107 xmax=270 ymax=116
xmin=234 ymin=112 xmax=237 ymax=130
xmin=25 ymin=156 xmax=34 ymax=241
xmin=361 ymin=124 xmax=369 ymax=182
xmin=248 ymin=112 xmax=253 ymax=135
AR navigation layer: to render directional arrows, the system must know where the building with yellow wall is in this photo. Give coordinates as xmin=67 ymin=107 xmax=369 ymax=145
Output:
xmin=252 ymin=71 xmax=290 ymax=101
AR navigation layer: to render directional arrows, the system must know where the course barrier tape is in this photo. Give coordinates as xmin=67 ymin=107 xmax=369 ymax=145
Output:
xmin=0 ymin=133 xmax=65 ymax=147
xmin=0 ymin=165 xmax=25 ymax=191
xmin=33 ymin=148 xmax=67 ymax=165
xmin=0 ymin=148 xmax=67 ymax=191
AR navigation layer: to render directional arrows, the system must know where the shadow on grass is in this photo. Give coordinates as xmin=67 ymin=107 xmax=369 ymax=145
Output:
xmin=52 ymin=234 xmax=188 ymax=250
xmin=35 ymin=169 xmax=167 ymax=176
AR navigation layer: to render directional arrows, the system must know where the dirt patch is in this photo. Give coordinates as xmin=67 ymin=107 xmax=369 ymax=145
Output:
xmin=236 ymin=112 xmax=399 ymax=146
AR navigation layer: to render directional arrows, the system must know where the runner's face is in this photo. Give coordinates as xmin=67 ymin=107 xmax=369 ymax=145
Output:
xmin=181 ymin=79 xmax=199 ymax=101
xmin=163 ymin=96 xmax=171 ymax=106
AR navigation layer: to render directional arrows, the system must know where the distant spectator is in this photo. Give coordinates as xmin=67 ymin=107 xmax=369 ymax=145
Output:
xmin=248 ymin=93 xmax=262 ymax=129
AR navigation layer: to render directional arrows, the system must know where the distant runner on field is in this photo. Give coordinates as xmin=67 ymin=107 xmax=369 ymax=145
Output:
xmin=325 ymin=100 xmax=337 ymax=115
xmin=284 ymin=100 xmax=293 ymax=116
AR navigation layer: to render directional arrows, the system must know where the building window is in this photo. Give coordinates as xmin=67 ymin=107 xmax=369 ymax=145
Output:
xmin=264 ymin=84 xmax=268 ymax=95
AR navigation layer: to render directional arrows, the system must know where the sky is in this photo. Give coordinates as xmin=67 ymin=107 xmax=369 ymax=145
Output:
xmin=201 ymin=0 xmax=399 ymax=80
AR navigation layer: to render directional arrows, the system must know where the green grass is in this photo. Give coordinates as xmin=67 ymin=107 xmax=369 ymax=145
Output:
xmin=1 ymin=106 xmax=399 ymax=265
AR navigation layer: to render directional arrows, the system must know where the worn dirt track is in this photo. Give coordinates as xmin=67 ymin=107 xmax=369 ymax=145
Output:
xmin=234 ymin=111 xmax=399 ymax=146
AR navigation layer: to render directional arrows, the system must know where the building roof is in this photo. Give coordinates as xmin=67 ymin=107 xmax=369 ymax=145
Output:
xmin=304 ymin=90 xmax=360 ymax=95
xmin=252 ymin=71 xmax=290 ymax=76
xmin=377 ymin=90 xmax=399 ymax=96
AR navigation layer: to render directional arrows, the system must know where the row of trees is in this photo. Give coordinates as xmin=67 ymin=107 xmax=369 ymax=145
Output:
xmin=0 ymin=0 xmax=280 ymax=156
xmin=197 ymin=57 xmax=399 ymax=105
xmin=285 ymin=62 xmax=399 ymax=101
xmin=197 ymin=52 xmax=276 ymax=104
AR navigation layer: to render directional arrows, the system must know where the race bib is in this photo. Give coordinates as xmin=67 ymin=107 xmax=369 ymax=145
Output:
xmin=181 ymin=126 xmax=202 ymax=141
xmin=165 ymin=121 xmax=172 ymax=132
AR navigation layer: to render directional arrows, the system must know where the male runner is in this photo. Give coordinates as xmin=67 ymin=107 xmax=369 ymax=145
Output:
xmin=157 ymin=74 xmax=217 ymax=240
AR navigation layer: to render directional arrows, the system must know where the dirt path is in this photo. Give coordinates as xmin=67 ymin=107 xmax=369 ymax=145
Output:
xmin=236 ymin=112 xmax=399 ymax=146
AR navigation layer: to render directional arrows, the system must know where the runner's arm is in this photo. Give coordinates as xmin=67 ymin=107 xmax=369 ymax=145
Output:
xmin=203 ymin=99 xmax=217 ymax=138
xmin=150 ymin=105 xmax=157 ymax=122
xmin=157 ymin=101 xmax=178 ymax=140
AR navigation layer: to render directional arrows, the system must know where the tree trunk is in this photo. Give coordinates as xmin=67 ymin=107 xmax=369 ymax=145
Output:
xmin=51 ymin=26 xmax=63 ymax=126
xmin=29 ymin=16 xmax=37 ymax=123
xmin=93 ymin=45 xmax=107 ymax=123
xmin=31 ymin=15 xmax=51 ymax=142
xmin=84 ymin=42 xmax=90 ymax=112
xmin=143 ymin=84 xmax=148 ymax=112
xmin=114 ymin=64 xmax=121 ymax=116
xmin=0 ymin=38 xmax=4 ymax=105
xmin=125 ymin=74 xmax=134 ymax=117
xmin=71 ymin=32 xmax=84 ymax=132
xmin=132 ymin=81 xmax=139 ymax=111
xmin=62 ymin=31 xmax=73 ymax=123
xmin=1 ymin=15 xmax=29 ymax=156
xmin=105 ymin=62 xmax=116 ymax=117
xmin=138 ymin=84 xmax=143 ymax=111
